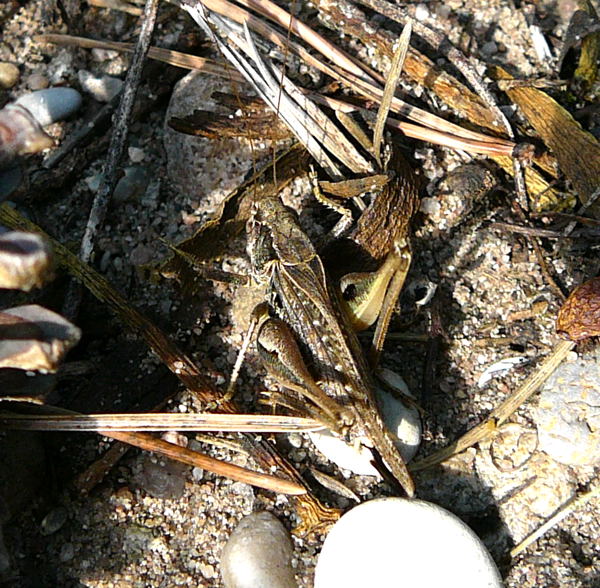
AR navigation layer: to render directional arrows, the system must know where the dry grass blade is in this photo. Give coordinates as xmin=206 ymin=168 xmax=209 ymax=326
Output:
xmin=510 ymin=484 xmax=600 ymax=557
xmin=87 ymin=0 xmax=142 ymax=15
xmin=35 ymin=33 xmax=242 ymax=81
xmin=0 ymin=202 xmax=215 ymax=399
xmin=178 ymin=0 xmax=515 ymax=158
xmin=202 ymin=0 xmax=377 ymax=84
xmin=187 ymin=5 xmax=343 ymax=176
xmin=372 ymin=20 xmax=412 ymax=166
xmin=355 ymin=0 xmax=514 ymax=138
xmin=411 ymin=339 xmax=576 ymax=470
xmin=0 ymin=411 xmax=324 ymax=432
xmin=103 ymin=431 xmax=307 ymax=494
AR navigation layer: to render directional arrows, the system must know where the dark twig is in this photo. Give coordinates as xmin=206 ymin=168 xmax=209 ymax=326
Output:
xmin=562 ymin=186 xmax=600 ymax=238
xmin=63 ymin=0 xmax=159 ymax=318
xmin=490 ymin=221 xmax=571 ymax=239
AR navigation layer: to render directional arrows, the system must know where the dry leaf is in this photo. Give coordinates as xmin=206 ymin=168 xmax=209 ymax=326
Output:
xmin=556 ymin=276 xmax=600 ymax=341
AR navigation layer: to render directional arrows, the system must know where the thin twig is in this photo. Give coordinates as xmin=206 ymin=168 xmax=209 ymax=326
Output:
xmin=562 ymin=186 xmax=600 ymax=237
xmin=63 ymin=0 xmax=159 ymax=319
xmin=490 ymin=221 xmax=570 ymax=239
xmin=36 ymin=33 xmax=242 ymax=81
xmin=511 ymin=485 xmax=600 ymax=557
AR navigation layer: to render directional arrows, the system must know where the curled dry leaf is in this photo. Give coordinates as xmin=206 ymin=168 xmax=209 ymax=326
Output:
xmin=0 ymin=304 xmax=81 ymax=372
xmin=556 ymin=277 xmax=600 ymax=341
xmin=0 ymin=230 xmax=53 ymax=291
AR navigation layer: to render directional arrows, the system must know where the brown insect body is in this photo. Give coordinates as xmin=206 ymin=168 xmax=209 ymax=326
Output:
xmin=248 ymin=196 xmax=415 ymax=496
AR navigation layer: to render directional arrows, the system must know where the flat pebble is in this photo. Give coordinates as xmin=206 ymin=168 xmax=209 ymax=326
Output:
xmin=113 ymin=166 xmax=149 ymax=203
xmin=534 ymin=347 xmax=600 ymax=466
xmin=26 ymin=73 xmax=49 ymax=91
xmin=309 ymin=369 xmax=421 ymax=477
xmin=40 ymin=506 xmax=68 ymax=536
xmin=14 ymin=88 xmax=82 ymax=127
xmin=0 ymin=62 xmax=19 ymax=88
xmin=78 ymin=69 xmax=123 ymax=102
xmin=135 ymin=459 xmax=188 ymax=499
xmin=220 ymin=511 xmax=296 ymax=588
xmin=475 ymin=425 xmax=576 ymax=542
xmin=315 ymin=498 xmax=502 ymax=588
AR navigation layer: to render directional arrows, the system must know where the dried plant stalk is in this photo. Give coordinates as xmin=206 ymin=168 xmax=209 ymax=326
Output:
xmin=411 ymin=339 xmax=576 ymax=470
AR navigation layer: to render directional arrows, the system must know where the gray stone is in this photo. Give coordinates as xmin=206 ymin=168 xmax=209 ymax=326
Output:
xmin=534 ymin=348 xmax=600 ymax=466
xmin=315 ymin=498 xmax=503 ymax=588
xmin=15 ymin=88 xmax=82 ymax=127
xmin=220 ymin=511 xmax=296 ymax=588
xmin=135 ymin=459 xmax=188 ymax=499
xmin=40 ymin=506 xmax=68 ymax=536
xmin=113 ymin=166 xmax=149 ymax=203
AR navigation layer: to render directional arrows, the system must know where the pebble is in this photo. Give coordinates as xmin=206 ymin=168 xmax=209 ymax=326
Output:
xmin=534 ymin=347 xmax=600 ymax=466
xmin=0 ymin=62 xmax=19 ymax=89
xmin=112 ymin=166 xmax=149 ymax=203
xmin=40 ymin=506 xmax=68 ymax=536
xmin=220 ymin=511 xmax=296 ymax=588
xmin=78 ymin=69 xmax=123 ymax=102
xmin=26 ymin=73 xmax=49 ymax=91
xmin=134 ymin=459 xmax=188 ymax=499
xmin=309 ymin=369 xmax=421 ymax=477
xmin=314 ymin=498 xmax=502 ymax=588
xmin=14 ymin=88 xmax=82 ymax=127
xmin=59 ymin=542 xmax=75 ymax=563
xmin=128 ymin=146 xmax=146 ymax=163
xmin=423 ymin=164 xmax=496 ymax=231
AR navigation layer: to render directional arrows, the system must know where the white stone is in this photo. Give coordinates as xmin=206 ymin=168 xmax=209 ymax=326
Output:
xmin=315 ymin=498 xmax=502 ymax=588
xmin=534 ymin=348 xmax=600 ymax=466
xmin=309 ymin=369 xmax=421 ymax=477
xmin=78 ymin=70 xmax=123 ymax=102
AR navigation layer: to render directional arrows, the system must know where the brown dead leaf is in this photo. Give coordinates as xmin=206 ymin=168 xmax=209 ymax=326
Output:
xmin=556 ymin=276 xmax=600 ymax=341
xmin=493 ymin=66 xmax=600 ymax=216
